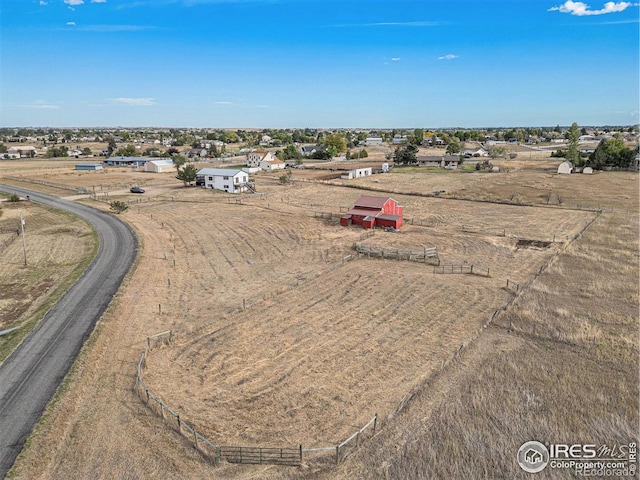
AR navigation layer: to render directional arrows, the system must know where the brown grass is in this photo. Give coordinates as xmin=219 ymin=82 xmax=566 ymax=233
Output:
xmin=3 ymin=161 xmax=637 ymax=479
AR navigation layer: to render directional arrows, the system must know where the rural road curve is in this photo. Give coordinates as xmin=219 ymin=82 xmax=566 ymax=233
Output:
xmin=0 ymin=185 xmax=137 ymax=478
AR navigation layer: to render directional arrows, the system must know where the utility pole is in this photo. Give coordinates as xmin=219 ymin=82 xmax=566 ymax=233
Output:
xmin=20 ymin=211 xmax=27 ymax=266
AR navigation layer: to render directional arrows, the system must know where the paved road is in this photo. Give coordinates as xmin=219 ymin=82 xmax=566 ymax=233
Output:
xmin=0 ymin=185 xmax=137 ymax=478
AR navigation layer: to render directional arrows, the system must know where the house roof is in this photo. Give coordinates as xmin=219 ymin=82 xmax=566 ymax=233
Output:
xmin=353 ymin=195 xmax=391 ymax=209
xmin=197 ymin=168 xmax=245 ymax=177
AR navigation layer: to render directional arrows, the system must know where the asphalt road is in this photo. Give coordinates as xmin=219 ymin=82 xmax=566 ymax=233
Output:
xmin=0 ymin=185 xmax=137 ymax=478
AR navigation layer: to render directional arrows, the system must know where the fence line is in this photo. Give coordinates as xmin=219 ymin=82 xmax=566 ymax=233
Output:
xmin=136 ymin=331 xmax=377 ymax=467
xmin=432 ymin=264 xmax=490 ymax=277
xmin=353 ymin=242 xmax=439 ymax=264
xmin=2 ymin=175 xmax=87 ymax=194
xmin=506 ymin=279 xmax=520 ymax=292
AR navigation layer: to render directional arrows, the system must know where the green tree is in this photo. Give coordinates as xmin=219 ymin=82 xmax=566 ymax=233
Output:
xmin=110 ymin=200 xmax=129 ymax=214
xmin=176 ymin=164 xmax=198 ymax=186
xmin=565 ymin=122 xmax=580 ymax=165
xmin=172 ymin=154 xmax=187 ymax=170
xmin=446 ymin=138 xmax=461 ymax=155
xmin=82 ymin=147 xmax=92 ymax=156
xmin=279 ymin=144 xmax=302 ymax=161
xmin=588 ymin=139 xmax=636 ymax=169
xmin=323 ymin=134 xmax=347 ymax=156
xmin=359 ymin=148 xmax=368 ymax=158
xmin=393 ymin=144 xmax=419 ymax=165
xmin=115 ymin=144 xmax=136 ymax=156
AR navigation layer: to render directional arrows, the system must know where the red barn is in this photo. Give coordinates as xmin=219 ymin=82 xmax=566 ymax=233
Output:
xmin=340 ymin=195 xmax=403 ymax=229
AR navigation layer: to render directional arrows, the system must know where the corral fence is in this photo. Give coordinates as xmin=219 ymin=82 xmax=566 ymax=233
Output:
xmin=353 ymin=242 xmax=439 ymax=264
xmin=432 ymin=264 xmax=490 ymax=277
xmin=2 ymin=175 xmax=87 ymax=194
xmin=136 ymin=330 xmax=378 ymax=467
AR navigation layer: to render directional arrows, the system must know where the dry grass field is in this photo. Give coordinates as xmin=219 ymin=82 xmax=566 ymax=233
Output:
xmin=1 ymin=158 xmax=637 ymax=479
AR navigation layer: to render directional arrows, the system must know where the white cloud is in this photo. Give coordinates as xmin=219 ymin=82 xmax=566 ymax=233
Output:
xmin=66 ymin=21 xmax=76 ymax=26
xmin=548 ymin=1 xmax=637 ymax=15
xmin=215 ymin=101 xmax=233 ymax=105
xmin=438 ymin=54 xmax=458 ymax=60
xmin=39 ymin=1 xmax=48 ymax=5
xmin=64 ymin=0 xmax=84 ymax=5
xmin=112 ymin=97 xmax=156 ymax=106
xmin=91 ymin=0 xmax=107 ymax=2
xmin=391 ymin=57 xmax=401 ymax=61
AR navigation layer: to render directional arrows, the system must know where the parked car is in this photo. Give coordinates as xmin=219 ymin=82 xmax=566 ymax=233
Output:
xmin=130 ymin=186 xmax=145 ymax=193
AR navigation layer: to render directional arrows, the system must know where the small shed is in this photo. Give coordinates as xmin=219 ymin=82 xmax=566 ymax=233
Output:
xmin=582 ymin=166 xmax=593 ymax=175
xmin=75 ymin=163 xmax=103 ymax=171
xmin=557 ymin=161 xmax=573 ymax=174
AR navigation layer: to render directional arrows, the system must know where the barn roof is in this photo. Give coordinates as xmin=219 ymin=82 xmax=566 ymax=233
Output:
xmin=346 ymin=208 xmax=382 ymax=217
xmin=353 ymin=195 xmax=391 ymax=209
xmin=377 ymin=214 xmax=402 ymax=221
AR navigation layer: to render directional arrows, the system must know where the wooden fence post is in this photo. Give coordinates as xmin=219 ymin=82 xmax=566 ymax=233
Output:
xmin=373 ymin=413 xmax=378 ymax=433
xmin=299 ymin=444 xmax=303 ymax=463
xmin=336 ymin=445 xmax=340 ymax=465
xmin=177 ymin=415 xmax=181 ymax=432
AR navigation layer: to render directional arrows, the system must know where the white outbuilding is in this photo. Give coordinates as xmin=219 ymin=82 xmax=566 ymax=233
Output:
xmin=557 ymin=161 xmax=573 ymax=174
xmin=582 ymin=166 xmax=593 ymax=175
xmin=143 ymin=159 xmax=175 ymax=173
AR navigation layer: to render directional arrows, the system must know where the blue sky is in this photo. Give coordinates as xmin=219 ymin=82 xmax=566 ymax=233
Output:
xmin=1 ymin=0 xmax=638 ymax=128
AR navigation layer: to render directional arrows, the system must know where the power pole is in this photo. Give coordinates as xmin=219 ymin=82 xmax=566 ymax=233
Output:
xmin=20 ymin=211 xmax=27 ymax=266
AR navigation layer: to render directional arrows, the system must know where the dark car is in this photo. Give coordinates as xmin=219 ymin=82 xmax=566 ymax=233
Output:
xmin=130 ymin=186 xmax=145 ymax=194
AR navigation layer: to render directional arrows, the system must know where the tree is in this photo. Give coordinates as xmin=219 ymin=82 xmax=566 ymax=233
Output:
xmin=176 ymin=164 xmax=198 ymax=186
xmin=110 ymin=200 xmax=129 ymax=214
xmin=393 ymin=144 xmax=419 ymax=165
xmin=279 ymin=144 xmax=302 ymax=161
xmin=172 ymin=154 xmax=187 ymax=170
xmin=323 ymin=134 xmax=347 ymax=156
xmin=565 ymin=122 xmax=580 ymax=165
xmin=106 ymin=137 xmax=117 ymax=155
xmin=488 ymin=146 xmax=506 ymax=159
xmin=82 ymin=147 xmax=92 ymax=156
xmin=588 ymin=139 xmax=636 ymax=169
xmin=115 ymin=144 xmax=136 ymax=156
xmin=446 ymin=138 xmax=461 ymax=155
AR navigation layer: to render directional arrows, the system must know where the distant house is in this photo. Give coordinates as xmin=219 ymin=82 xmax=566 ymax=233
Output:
xmin=259 ymin=135 xmax=273 ymax=146
xmin=392 ymin=136 xmax=408 ymax=145
xmin=301 ymin=145 xmax=325 ymax=156
xmin=184 ymin=148 xmax=207 ymax=159
xmin=557 ymin=161 xmax=573 ymax=174
xmin=103 ymin=156 xmax=149 ymax=167
xmin=340 ymin=167 xmax=372 ymax=180
xmin=260 ymin=156 xmax=286 ymax=172
xmin=247 ymin=151 xmax=275 ymax=167
xmin=417 ymin=155 xmax=461 ymax=168
xmin=196 ymin=168 xmax=249 ymax=193
xmin=340 ymin=195 xmax=403 ymax=230
xmin=144 ymin=159 xmax=175 ymax=173
xmin=7 ymin=146 xmax=37 ymax=158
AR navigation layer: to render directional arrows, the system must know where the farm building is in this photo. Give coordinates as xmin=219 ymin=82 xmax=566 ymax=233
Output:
xmin=582 ymin=166 xmax=594 ymax=175
xmin=364 ymin=137 xmax=383 ymax=146
xmin=557 ymin=161 xmax=573 ymax=174
xmin=144 ymin=159 xmax=175 ymax=173
xmin=340 ymin=167 xmax=372 ymax=180
xmin=7 ymin=146 xmax=37 ymax=158
xmin=196 ymin=168 xmax=250 ymax=193
xmin=340 ymin=195 xmax=403 ymax=230
xmin=75 ymin=163 xmax=103 ymax=171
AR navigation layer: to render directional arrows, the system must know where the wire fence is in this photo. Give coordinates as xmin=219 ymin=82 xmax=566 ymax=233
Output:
xmin=136 ymin=330 xmax=378 ymax=467
xmin=2 ymin=175 xmax=87 ymax=194
xmin=0 ymin=230 xmax=19 ymax=255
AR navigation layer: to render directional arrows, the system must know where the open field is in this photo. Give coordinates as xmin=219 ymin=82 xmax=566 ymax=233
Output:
xmin=0 ymin=200 xmax=97 ymax=361
xmin=1 ymin=158 xmax=637 ymax=479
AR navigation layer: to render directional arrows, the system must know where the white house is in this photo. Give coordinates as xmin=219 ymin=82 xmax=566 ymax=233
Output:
xmin=197 ymin=168 xmax=249 ymax=193
xmin=557 ymin=161 xmax=573 ymax=174
xmin=247 ymin=151 xmax=275 ymax=167
xmin=260 ymin=156 xmax=286 ymax=172
xmin=144 ymin=159 xmax=175 ymax=173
